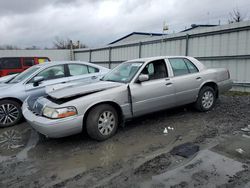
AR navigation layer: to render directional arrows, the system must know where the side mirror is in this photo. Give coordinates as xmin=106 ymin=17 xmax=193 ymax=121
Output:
xmin=138 ymin=74 xmax=149 ymax=83
xmin=33 ymin=76 xmax=44 ymax=87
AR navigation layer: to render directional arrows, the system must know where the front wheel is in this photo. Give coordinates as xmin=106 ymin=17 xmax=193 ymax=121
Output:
xmin=0 ymin=100 xmax=22 ymax=127
xmin=86 ymin=104 xmax=118 ymax=141
xmin=195 ymin=86 xmax=216 ymax=112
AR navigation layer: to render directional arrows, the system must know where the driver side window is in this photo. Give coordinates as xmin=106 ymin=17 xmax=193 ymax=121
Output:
xmin=32 ymin=65 xmax=65 ymax=82
xmin=141 ymin=59 xmax=168 ymax=80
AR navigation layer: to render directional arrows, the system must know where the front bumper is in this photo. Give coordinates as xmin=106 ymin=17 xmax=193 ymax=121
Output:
xmin=22 ymin=101 xmax=83 ymax=138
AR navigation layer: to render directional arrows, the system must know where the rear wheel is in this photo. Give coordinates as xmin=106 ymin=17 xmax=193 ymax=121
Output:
xmin=86 ymin=104 xmax=118 ymax=141
xmin=195 ymin=86 xmax=216 ymax=112
xmin=0 ymin=100 xmax=22 ymax=127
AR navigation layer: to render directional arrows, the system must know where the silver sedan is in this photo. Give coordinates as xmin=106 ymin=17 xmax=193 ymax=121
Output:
xmin=0 ymin=61 xmax=109 ymax=127
xmin=23 ymin=56 xmax=232 ymax=140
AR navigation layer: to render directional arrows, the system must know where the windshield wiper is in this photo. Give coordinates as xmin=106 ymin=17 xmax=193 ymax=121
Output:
xmin=102 ymin=79 xmax=121 ymax=83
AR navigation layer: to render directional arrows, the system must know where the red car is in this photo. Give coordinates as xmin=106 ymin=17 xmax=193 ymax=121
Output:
xmin=0 ymin=57 xmax=50 ymax=77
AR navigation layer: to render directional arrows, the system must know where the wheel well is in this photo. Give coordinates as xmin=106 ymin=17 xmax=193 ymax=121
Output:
xmin=0 ymin=98 xmax=23 ymax=105
xmin=201 ymin=82 xmax=219 ymax=98
xmin=82 ymin=101 xmax=124 ymax=129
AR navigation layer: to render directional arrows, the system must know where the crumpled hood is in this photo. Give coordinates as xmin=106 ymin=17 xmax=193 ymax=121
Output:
xmin=47 ymin=81 xmax=124 ymax=99
xmin=46 ymin=81 xmax=90 ymax=93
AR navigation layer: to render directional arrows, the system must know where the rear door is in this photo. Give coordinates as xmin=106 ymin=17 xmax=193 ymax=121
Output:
xmin=167 ymin=58 xmax=203 ymax=105
xmin=130 ymin=59 xmax=176 ymax=116
xmin=67 ymin=63 xmax=100 ymax=83
xmin=25 ymin=64 xmax=69 ymax=98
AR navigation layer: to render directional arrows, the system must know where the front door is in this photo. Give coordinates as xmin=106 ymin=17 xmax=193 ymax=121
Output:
xmin=25 ymin=65 xmax=69 ymax=98
xmin=130 ymin=59 xmax=176 ymax=116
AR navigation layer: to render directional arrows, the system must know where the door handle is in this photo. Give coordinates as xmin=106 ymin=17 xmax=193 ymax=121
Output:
xmin=165 ymin=82 xmax=172 ymax=86
xmin=91 ymin=76 xmax=97 ymax=79
xmin=196 ymin=77 xmax=202 ymax=80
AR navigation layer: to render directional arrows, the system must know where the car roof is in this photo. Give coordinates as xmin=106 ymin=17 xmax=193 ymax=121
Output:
xmin=34 ymin=61 xmax=108 ymax=70
xmin=127 ymin=56 xmax=193 ymax=63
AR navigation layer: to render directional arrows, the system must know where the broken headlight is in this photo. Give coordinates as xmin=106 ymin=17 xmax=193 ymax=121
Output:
xmin=43 ymin=106 xmax=77 ymax=119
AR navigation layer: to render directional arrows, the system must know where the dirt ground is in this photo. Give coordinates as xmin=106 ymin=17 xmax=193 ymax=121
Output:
xmin=0 ymin=93 xmax=250 ymax=188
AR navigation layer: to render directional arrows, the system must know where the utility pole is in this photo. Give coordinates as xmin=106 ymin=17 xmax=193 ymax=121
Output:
xmin=161 ymin=21 xmax=168 ymax=55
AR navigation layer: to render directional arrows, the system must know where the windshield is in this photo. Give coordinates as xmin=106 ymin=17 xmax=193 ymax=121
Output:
xmin=102 ymin=61 xmax=143 ymax=83
xmin=8 ymin=66 xmax=40 ymax=83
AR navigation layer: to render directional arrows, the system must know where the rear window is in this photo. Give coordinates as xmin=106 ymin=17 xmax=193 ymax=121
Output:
xmin=23 ymin=58 xmax=35 ymax=67
xmin=68 ymin=64 xmax=89 ymax=76
xmin=88 ymin=66 xmax=99 ymax=73
xmin=0 ymin=58 xmax=22 ymax=69
xmin=169 ymin=58 xmax=189 ymax=76
xmin=169 ymin=58 xmax=199 ymax=76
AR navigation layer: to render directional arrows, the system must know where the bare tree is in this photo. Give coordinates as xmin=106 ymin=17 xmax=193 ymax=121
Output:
xmin=53 ymin=37 xmax=87 ymax=49
xmin=0 ymin=45 xmax=20 ymax=50
xmin=25 ymin=45 xmax=40 ymax=50
xmin=53 ymin=37 xmax=70 ymax=49
xmin=228 ymin=9 xmax=245 ymax=23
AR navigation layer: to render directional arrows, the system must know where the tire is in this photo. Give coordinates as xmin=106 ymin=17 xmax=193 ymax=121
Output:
xmin=0 ymin=100 xmax=22 ymax=128
xmin=86 ymin=104 xmax=118 ymax=141
xmin=195 ymin=86 xmax=216 ymax=112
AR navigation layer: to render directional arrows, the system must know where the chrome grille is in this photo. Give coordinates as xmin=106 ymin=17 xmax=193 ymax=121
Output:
xmin=27 ymin=97 xmax=44 ymax=116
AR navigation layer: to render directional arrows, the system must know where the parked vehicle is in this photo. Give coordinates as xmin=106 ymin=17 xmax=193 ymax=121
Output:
xmin=23 ymin=56 xmax=233 ymax=140
xmin=0 ymin=74 xmax=18 ymax=83
xmin=0 ymin=57 xmax=50 ymax=77
xmin=0 ymin=61 xmax=110 ymax=127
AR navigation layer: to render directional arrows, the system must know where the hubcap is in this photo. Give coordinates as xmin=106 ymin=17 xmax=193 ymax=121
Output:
xmin=201 ymin=91 xmax=214 ymax=109
xmin=98 ymin=111 xmax=115 ymax=136
xmin=0 ymin=104 xmax=19 ymax=125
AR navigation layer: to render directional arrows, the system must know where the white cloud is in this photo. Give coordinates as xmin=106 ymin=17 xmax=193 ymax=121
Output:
xmin=0 ymin=0 xmax=249 ymax=48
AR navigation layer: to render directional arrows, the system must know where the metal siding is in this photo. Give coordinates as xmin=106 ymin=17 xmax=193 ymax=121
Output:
xmin=2 ymin=21 xmax=250 ymax=91
xmin=238 ymin=30 xmax=248 ymax=55
xmin=228 ymin=32 xmax=238 ymax=55
xmin=96 ymin=63 xmax=109 ymax=68
xmin=212 ymin=34 xmax=220 ymax=56
xmin=111 ymin=46 xmax=139 ymax=61
xmin=111 ymin=48 xmax=119 ymax=61
xmin=189 ymin=37 xmax=198 ymax=56
xmin=0 ymin=50 xmax=71 ymax=61
xmin=141 ymin=44 xmax=149 ymax=57
xmin=73 ymin=21 xmax=250 ymax=91
xmin=202 ymin=59 xmax=250 ymax=84
xmin=74 ymin=51 xmax=90 ymax=61
xmin=110 ymin=63 xmax=120 ymax=69
xmin=92 ymin=49 xmax=109 ymax=62
xmin=220 ymin=33 xmax=229 ymax=56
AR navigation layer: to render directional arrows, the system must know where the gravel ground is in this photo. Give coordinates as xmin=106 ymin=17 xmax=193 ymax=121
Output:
xmin=0 ymin=93 xmax=249 ymax=187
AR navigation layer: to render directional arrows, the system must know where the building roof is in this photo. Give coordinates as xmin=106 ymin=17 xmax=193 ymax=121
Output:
xmin=181 ymin=24 xmax=218 ymax=32
xmin=109 ymin=32 xmax=165 ymax=45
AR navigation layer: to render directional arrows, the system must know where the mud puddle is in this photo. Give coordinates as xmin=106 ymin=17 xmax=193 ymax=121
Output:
xmin=1 ymin=94 xmax=249 ymax=187
xmin=0 ymin=122 xmax=31 ymax=158
xmin=28 ymin=121 xmax=202 ymax=186
xmin=140 ymin=149 xmax=244 ymax=188
xmin=212 ymin=135 xmax=250 ymax=163
xmin=0 ymin=109 xmax=204 ymax=187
